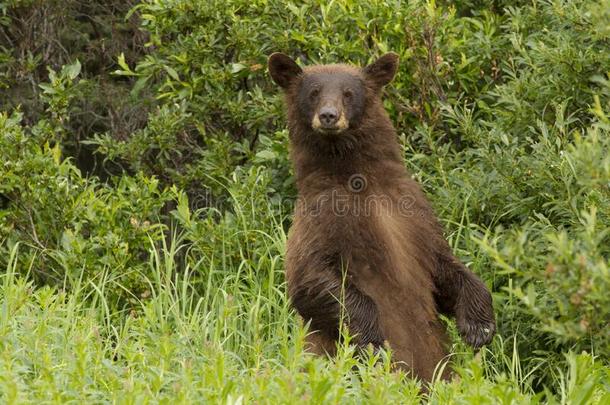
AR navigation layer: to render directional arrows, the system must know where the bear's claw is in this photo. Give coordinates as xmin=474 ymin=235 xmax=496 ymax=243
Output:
xmin=458 ymin=318 xmax=496 ymax=349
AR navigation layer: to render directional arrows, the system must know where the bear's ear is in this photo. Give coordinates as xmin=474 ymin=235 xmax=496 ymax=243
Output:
xmin=363 ymin=53 xmax=399 ymax=88
xmin=268 ymin=53 xmax=303 ymax=89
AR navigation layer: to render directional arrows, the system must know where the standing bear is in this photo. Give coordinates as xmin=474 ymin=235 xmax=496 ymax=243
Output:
xmin=268 ymin=52 xmax=495 ymax=383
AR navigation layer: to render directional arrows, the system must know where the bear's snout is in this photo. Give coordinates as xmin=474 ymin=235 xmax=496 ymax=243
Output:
xmin=312 ymin=103 xmax=349 ymax=133
xmin=319 ymin=106 xmax=339 ymax=127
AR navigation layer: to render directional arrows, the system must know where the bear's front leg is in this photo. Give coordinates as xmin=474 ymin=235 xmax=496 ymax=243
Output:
xmin=289 ymin=272 xmax=385 ymax=352
xmin=434 ymin=254 xmax=496 ymax=349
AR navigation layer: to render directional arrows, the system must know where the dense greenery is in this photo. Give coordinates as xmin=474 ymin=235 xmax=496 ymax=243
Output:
xmin=1 ymin=0 xmax=609 ymax=402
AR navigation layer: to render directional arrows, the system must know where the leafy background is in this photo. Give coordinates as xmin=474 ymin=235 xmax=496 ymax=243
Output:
xmin=0 ymin=0 xmax=609 ymax=402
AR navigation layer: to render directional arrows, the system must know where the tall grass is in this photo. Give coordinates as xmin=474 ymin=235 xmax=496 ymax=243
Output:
xmin=1 ymin=238 xmax=608 ymax=403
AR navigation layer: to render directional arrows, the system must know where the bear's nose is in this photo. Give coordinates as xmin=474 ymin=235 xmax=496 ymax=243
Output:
xmin=319 ymin=106 xmax=339 ymax=127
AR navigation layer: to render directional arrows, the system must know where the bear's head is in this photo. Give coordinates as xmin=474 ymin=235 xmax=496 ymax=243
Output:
xmin=268 ymin=53 xmax=398 ymax=136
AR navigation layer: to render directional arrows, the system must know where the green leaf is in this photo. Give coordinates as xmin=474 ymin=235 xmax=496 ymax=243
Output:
xmin=64 ymin=60 xmax=81 ymax=80
xmin=230 ymin=63 xmax=247 ymax=74
xmin=255 ymin=150 xmax=276 ymax=160
xmin=38 ymin=83 xmax=55 ymax=94
xmin=118 ymin=53 xmax=130 ymax=71
xmin=163 ymin=65 xmax=180 ymax=81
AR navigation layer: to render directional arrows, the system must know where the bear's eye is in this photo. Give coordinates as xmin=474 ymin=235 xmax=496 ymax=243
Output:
xmin=309 ymin=88 xmax=320 ymax=99
xmin=343 ymin=90 xmax=353 ymax=99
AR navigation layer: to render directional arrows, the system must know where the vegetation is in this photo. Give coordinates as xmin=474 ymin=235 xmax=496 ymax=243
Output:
xmin=1 ymin=0 xmax=609 ymax=402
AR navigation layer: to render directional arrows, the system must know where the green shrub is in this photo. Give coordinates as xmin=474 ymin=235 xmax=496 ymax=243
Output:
xmin=0 ymin=110 xmax=173 ymax=305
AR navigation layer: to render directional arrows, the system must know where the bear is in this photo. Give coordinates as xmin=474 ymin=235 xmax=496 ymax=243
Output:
xmin=268 ymin=52 xmax=496 ymax=383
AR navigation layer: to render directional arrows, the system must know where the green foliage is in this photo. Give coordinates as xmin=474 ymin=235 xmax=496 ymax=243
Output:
xmin=2 ymin=244 xmax=609 ymax=403
xmin=0 ymin=111 xmax=173 ymax=304
xmin=0 ymin=0 xmax=609 ymax=400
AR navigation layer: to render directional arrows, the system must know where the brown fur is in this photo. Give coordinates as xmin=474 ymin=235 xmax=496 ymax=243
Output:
xmin=269 ymin=53 xmax=495 ymax=384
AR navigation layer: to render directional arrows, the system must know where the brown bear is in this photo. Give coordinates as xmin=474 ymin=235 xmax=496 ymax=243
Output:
xmin=268 ymin=52 xmax=495 ymax=383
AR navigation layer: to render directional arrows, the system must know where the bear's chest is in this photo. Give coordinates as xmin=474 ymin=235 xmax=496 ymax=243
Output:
xmin=291 ymin=187 xmax=407 ymax=266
